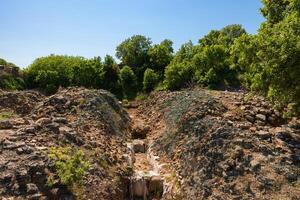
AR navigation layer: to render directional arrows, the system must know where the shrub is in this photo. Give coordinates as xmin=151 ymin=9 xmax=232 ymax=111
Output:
xmin=48 ymin=147 xmax=90 ymax=189
xmin=0 ymin=73 xmax=25 ymax=90
xmin=164 ymin=62 xmax=195 ymax=90
xmin=143 ymin=68 xmax=159 ymax=93
xmin=119 ymin=66 xmax=137 ymax=99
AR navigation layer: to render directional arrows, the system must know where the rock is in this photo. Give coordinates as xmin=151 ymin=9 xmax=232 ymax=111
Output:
xmin=148 ymin=176 xmax=163 ymax=197
xmin=65 ymin=132 xmax=84 ymax=145
xmin=132 ymin=177 xmax=148 ymax=198
xmin=35 ymin=118 xmax=52 ymax=126
xmin=23 ymin=126 xmax=37 ymax=134
xmin=3 ymin=139 xmax=18 ymax=150
xmin=256 ymin=130 xmax=272 ymax=141
xmin=245 ymin=115 xmax=255 ymax=123
xmin=26 ymin=183 xmax=39 ymax=194
xmin=46 ymin=123 xmax=60 ymax=134
xmin=28 ymin=193 xmax=44 ymax=200
xmin=53 ymin=117 xmax=68 ymax=124
xmin=17 ymin=145 xmax=34 ymax=155
xmin=132 ymin=140 xmax=147 ymax=153
xmin=289 ymin=118 xmax=300 ymax=130
xmin=0 ymin=120 xmax=13 ymax=129
xmin=59 ymin=126 xmax=72 ymax=134
xmin=285 ymin=172 xmax=298 ymax=182
xmin=256 ymin=114 xmax=266 ymax=122
xmin=16 ymin=169 xmax=30 ymax=192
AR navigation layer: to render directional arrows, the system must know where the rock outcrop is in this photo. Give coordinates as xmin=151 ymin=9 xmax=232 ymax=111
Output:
xmin=0 ymin=88 xmax=132 ymax=199
xmin=135 ymin=88 xmax=300 ymax=200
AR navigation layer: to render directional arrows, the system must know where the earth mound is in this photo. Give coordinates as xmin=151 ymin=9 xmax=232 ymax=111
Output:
xmin=135 ymin=88 xmax=300 ymax=200
xmin=0 ymin=88 xmax=132 ymax=199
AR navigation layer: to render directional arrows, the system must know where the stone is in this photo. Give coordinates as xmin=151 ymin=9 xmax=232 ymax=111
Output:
xmin=132 ymin=140 xmax=147 ymax=153
xmin=148 ymin=176 xmax=163 ymax=196
xmin=285 ymin=172 xmax=298 ymax=182
xmin=35 ymin=118 xmax=51 ymax=126
xmin=59 ymin=126 xmax=73 ymax=134
xmin=256 ymin=130 xmax=272 ymax=141
xmin=132 ymin=177 xmax=148 ymax=198
xmin=245 ymin=115 xmax=255 ymax=123
xmin=256 ymin=114 xmax=266 ymax=122
xmin=53 ymin=117 xmax=68 ymax=124
xmin=65 ymin=132 xmax=84 ymax=145
xmin=0 ymin=120 xmax=13 ymax=129
xmin=46 ymin=123 xmax=60 ymax=134
xmin=23 ymin=127 xmax=36 ymax=134
xmin=28 ymin=193 xmax=44 ymax=200
xmin=26 ymin=183 xmax=39 ymax=194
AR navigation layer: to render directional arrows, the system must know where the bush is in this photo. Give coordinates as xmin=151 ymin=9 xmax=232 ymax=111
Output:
xmin=164 ymin=62 xmax=195 ymax=90
xmin=0 ymin=73 xmax=25 ymax=90
xmin=35 ymin=70 xmax=60 ymax=94
xmin=143 ymin=68 xmax=159 ymax=93
xmin=48 ymin=147 xmax=90 ymax=188
xmin=119 ymin=66 xmax=137 ymax=99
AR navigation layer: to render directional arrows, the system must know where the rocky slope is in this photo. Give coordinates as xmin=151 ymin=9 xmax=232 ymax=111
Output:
xmin=1 ymin=87 xmax=299 ymax=200
xmin=135 ymin=88 xmax=300 ymax=200
xmin=0 ymin=88 xmax=132 ymax=199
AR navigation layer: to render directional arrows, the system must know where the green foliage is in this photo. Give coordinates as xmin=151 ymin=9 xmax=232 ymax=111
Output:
xmin=164 ymin=25 xmax=244 ymax=90
xmin=230 ymin=1 xmax=300 ymax=116
xmin=116 ymin=35 xmax=151 ymax=86
xmin=25 ymin=54 xmax=122 ymax=95
xmin=164 ymin=61 xmax=195 ymax=90
xmin=48 ymin=147 xmax=90 ymax=187
xmin=148 ymin=39 xmax=174 ymax=77
xmin=119 ymin=66 xmax=137 ymax=99
xmin=0 ymin=58 xmax=7 ymax=66
xmin=101 ymin=55 xmax=122 ymax=97
xmin=0 ymin=73 xmax=25 ymax=90
xmin=0 ymin=58 xmax=24 ymax=90
xmin=116 ymin=35 xmax=152 ymax=69
xmin=0 ymin=111 xmax=14 ymax=120
xmin=143 ymin=68 xmax=159 ymax=93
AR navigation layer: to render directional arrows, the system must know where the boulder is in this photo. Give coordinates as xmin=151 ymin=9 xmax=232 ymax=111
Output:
xmin=26 ymin=183 xmax=39 ymax=194
xmin=256 ymin=114 xmax=266 ymax=122
xmin=148 ymin=176 xmax=163 ymax=197
xmin=35 ymin=118 xmax=52 ymax=126
xmin=0 ymin=120 xmax=13 ymax=129
xmin=132 ymin=140 xmax=147 ymax=153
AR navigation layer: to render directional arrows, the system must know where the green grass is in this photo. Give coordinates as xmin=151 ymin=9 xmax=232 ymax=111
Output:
xmin=0 ymin=111 xmax=14 ymax=120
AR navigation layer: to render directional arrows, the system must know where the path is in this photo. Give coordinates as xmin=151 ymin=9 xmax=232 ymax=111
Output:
xmin=126 ymin=107 xmax=164 ymax=200
xmin=124 ymin=104 xmax=182 ymax=200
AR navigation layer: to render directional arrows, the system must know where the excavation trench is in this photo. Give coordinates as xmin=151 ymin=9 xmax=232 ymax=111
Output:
xmin=124 ymin=138 xmax=164 ymax=200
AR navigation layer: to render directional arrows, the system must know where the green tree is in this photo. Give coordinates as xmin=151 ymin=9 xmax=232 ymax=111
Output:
xmin=164 ymin=61 xmax=195 ymax=90
xmin=0 ymin=58 xmax=7 ymax=66
xmin=101 ymin=55 xmax=121 ymax=96
xmin=119 ymin=66 xmax=137 ymax=99
xmin=148 ymin=39 xmax=174 ymax=77
xmin=116 ymin=35 xmax=152 ymax=86
xmin=193 ymin=45 xmax=236 ymax=88
xmin=35 ymin=70 xmax=60 ymax=94
xmin=143 ymin=68 xmax=159 ymax=93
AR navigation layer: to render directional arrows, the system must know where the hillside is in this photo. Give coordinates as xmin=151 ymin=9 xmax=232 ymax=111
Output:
xmin=132 ymin=88 xmax=300 ymax=200
xmin=0 ymin=87 xmax=299 ymax=199
xmin=0 ymin=88 xmax=132 ymax=199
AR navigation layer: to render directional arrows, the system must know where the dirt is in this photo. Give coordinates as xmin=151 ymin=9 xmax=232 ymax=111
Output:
xmin=133 ymin=88 xmax=300 ymax=200
xmin=1 ymin=87 xmax=299 ymax=200
xmin=0 ymin=87 xmax=132 ymax=200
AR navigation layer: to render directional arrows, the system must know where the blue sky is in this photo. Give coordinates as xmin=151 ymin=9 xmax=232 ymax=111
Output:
xmin=0 ymin=0 xmax=264 ymax=67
